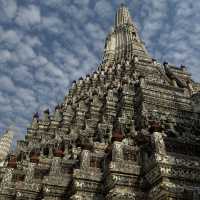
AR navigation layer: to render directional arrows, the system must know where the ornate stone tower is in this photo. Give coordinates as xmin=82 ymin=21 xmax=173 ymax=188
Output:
xmin=0 ymin=4 xmax=200 ymax=200
xmin=0 ymin=130 xmax=13 ymax=166
xmin=103 ymin=4 xmax=148 ymax=64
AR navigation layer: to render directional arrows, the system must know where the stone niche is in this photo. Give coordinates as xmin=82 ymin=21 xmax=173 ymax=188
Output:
xmin=191 ymin=92 xmax=200 ymax=113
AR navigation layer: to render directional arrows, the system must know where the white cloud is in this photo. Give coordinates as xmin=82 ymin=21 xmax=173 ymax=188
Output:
xmin=0 ymin=92 xmax=11 ymax=105
xmin=41 ymin=15 xmax=64 ymax=33
xmin=24 ymin=36 xmax=41 ymax=47
xmin=12 ymin=65 xmax=34 ymax=83
xmin=64 ymin=53 xmax=80 ymax=67
xmin=74 ymin=0 xmax=90 ymax=6
xmin=16 ymin=43 xmax=36 ymax=62
xmin=0 ymin=29 xmax=21 ymax=45
xmin=30 ymin=56 xmax=49 ymax=68
xmin=85 ymin=23 xmax=106 ymax=40
xmin=67 ymin=5 xmax=92 ymax=23
xmin=15 ymin=5 xmax=41 ymax=27
xmin=0 ymin=76 xmax=16 ymax=93
xmin=40 ymin=0 xmax=67 ymax=8
xmin=0 ymin=50 xmax=11 ymax=63
xmin=17 ymin=88 xmax=36 ymax=104
xmin=0 ymin=105 xmax=13 ymax=113
xmin=95 ymin=1 xmax=113 ymax=18
xmin=0 ymin=0 xmax=17 ymax=21
xmin=45 ymin=62 xmax=64 ymax=78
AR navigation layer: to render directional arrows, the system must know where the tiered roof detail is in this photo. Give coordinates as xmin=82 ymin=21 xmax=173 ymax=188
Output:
xmin=0 ymin=4 xmax=200 ymax=200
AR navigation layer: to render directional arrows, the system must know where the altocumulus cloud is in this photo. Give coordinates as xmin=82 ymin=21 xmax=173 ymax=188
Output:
xmin=15 ymin=4 xmax=41 ymax=28
xmin=0 ymin=0 xmax=200 ymax=145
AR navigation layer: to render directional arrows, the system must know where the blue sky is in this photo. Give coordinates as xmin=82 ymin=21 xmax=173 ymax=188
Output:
xmin=0 ymin=0 xmax=200 ymax=144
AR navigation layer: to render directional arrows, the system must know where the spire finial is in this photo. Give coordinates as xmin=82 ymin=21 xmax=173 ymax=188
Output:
xmin=103 ymin=5 xmax=150 ymax=64
xmin=115 ymin=4 xmax=132 ymax=27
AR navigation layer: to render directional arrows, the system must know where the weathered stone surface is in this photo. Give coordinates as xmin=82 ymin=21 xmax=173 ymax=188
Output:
xmin=0 ymin=4 xmax=200 ymax=200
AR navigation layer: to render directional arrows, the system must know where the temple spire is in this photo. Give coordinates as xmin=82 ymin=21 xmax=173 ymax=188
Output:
xmin=103 ymin=4 xmax=149 ymax=64
xmin=115 ymin=4 xmax=133 ymax=27
xmin=0 ymin=129 xmax=14 ymax=163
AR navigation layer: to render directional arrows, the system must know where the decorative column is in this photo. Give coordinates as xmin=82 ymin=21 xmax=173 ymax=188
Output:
xmin=0 ymin=168 xmax=15 ymax=200
xmin=43 ymin=157 xmax=71 ymax=200
xmin=16 ymin=163 xmax=42 ymax=200
xmin=69 ymin=150 xmax=103 ymax=200
xmin=104 ymin=140 xmax=141 ymax=200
